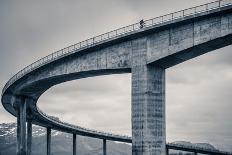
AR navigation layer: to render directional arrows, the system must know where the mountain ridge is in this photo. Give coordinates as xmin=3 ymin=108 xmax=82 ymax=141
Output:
xmin=0 ymin=123 xmax=221 ymax=155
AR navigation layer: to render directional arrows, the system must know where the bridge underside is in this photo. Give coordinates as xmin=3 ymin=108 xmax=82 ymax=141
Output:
xmin=152 ymin=34 xmax=232 ymax=68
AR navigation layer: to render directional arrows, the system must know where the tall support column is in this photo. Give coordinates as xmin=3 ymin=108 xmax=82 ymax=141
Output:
xmin=47 ymin=127 xmax=51 ymax=155
xmin=16 ymin=97 xmax=27 ymax=155
xmin=17 ymin=110 xmax=20 ymax=155
xmin=73 ymin=134 xmax=76 ymax=155
xmin=103 ymin=139 xmax=106 ymax=155
xmin=166 ymin=147 xmax=169 ymax=155
xmin=27 ymin=119 xmax=32 ymax=155
xmin=131 ymin=38 xmax=166 ymax=155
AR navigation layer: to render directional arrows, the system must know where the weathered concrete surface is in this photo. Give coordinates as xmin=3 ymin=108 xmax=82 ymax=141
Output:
xmin=147 ymin=11 xmax=232 ymax=67
xmin=47 ymin=127 xmax=51 ymax=155
xmin=73 ymin=134 xmax=76 ymax=155
xmin=103 ymin=139 xmax=107 ymax=155
xmin=17 ymin=97 xmax=27 ymax=155
xmin=132 ymin=38 xmax=166 ymax=155
xmin=15 ymin=41 xmax=132 ymax=98
xmin=27 ymin=119 xmax=32 ymax=155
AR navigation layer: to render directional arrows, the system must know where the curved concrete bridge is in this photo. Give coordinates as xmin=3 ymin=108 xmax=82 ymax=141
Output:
xmin=1 ymin=0 xmax=232 ymax=155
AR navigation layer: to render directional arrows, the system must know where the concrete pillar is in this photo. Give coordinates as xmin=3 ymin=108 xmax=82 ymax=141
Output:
xmin=47 ymin=127 xmax=51 ymax=155
xmin=27 ymin=119 xmax=32 ymax=155
xmin=103 ymin=139 xmax=106 ymax=155
xmin=73 ymin=134 xmax=76 ymax=155
xmin=16 ymin=97 xmax=27 ymax=155
xmin=166 ymin=147 xmax=169 ymax=155
xmin=131 ymin=38 xmax=166 ymax=155
xmin=17 ymin=110 xmax=20 ymax=155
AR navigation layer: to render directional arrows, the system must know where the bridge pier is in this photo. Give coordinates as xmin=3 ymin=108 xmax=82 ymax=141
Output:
xmin=16 ymin=97 xmax=27 ymax=155
xmin=166 ymin=147 xmax=169 ymax=155
xmin=47 ymin=127 xmax=51 ymax=155
xmin=131 ymin=38 xmax=166 ymax=155
xmin=27 ymin=119 xmax=32 ymax=155
xmin=73 ymin=134 xmax=76 ymax=155
xmin=103 ymin=139 xmax=107 ymax=155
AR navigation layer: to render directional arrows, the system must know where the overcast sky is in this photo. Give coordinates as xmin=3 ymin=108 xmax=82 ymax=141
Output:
xmin=0 ymin=0 xmax=232 ymax=152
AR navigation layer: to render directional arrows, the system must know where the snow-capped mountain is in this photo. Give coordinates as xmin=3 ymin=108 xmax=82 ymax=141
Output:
xmin=0 ymin=123 xmax=131 ymax=155
xmin=0 ymin=123 xmax=16 ymax=137
xmin=0 ymin=123 xmax=223 ymax=155
xmin=0 ymin=122 xmax=60 ymax=137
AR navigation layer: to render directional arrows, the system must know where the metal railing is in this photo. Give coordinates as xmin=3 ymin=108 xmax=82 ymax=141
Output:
xmin=38 ymin=107 xmax=232 ymax=154
xmin=37 ymin=108 xmax=131 ymax=141
xmin=37 ymin=107 xmax=232 ymax=154
xmin=2 ymin=0 xmax=232 ymax=95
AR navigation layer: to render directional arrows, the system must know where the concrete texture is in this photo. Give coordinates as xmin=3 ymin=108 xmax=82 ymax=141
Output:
xmin=103 ymin=139 xmax=107 ymax=155
xmin=132 ymin=38 xmax=166 ymax=154
xmin=27 ymin=119 xmax=32 ymax=155
xmin=73 ymin=134 xmax=76 ymax=155
xmin=17 ymin=97 xmax=27 ymax=155
xmin=47 ymin=127 xmax=51 ymax=155
xmin=147 ymin=11 xmax=232 ymax=67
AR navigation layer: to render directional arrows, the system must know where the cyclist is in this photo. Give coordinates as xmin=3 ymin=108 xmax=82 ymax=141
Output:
xmin=140 ymin=19 xmax=145 ymax=28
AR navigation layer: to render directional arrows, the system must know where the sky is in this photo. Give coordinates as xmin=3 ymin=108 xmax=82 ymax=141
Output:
xmin=0 ymin=0 xmax=232 ymax=152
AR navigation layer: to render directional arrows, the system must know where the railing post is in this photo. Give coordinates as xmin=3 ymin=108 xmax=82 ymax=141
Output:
xmin=47 ymin=127 xmax=51 ymax=155
xmin=27 ymin=119 xmax=32 ymax=155
xmin=103 ymin=139 xmax=106 ymax=155
xmin=16 ymin=97 xmax=27 ymax=155
xmin=73 ymin=134 xmax=76 ymax=155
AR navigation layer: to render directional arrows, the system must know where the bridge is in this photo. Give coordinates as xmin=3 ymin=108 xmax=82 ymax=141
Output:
xmin=1 ymin=0 xmax=232 ymax=155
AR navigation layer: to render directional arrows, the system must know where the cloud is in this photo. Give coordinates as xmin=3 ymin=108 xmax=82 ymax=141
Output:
xmin=166 ymin=45 xmax=232 ymax=151
xmin=38 ymin=74 xmax=131 ymax=135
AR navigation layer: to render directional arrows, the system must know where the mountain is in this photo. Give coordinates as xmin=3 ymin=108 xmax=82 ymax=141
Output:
xmin=169 ymin=141 xmax=217 ymax=154
xmin=0 ymin=123 xmax=220 ymax=155
xmin=0 ymin=123 xmax=131 ymax=155
xmin=171 ymin=141 xmax=216 ymax=150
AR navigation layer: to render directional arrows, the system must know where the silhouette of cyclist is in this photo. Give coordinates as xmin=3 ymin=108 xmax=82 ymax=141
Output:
xmin=140 ymin=19 xmax=145 ymax=28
